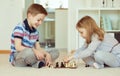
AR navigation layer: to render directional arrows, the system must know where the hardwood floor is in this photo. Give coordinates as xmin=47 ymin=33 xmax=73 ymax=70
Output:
xmin=0 ymin=50 xmax=10 ymax=54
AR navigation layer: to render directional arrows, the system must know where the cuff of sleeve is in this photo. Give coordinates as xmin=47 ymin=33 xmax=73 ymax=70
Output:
xmin=14 ymin=36 xmax=23 ymax=39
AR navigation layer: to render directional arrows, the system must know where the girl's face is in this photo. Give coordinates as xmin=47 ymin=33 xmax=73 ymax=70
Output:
xmin=28 ymin=13 xmax=46 ymax=29
xmin=78 ymin=28 xmax=87 ymax=39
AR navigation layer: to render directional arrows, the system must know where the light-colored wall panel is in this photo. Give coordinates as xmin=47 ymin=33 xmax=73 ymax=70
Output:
xmin=55 ymin=9 xmax=68 ymax=49
xmin=0 ymin=0 xmax=23 ymax=50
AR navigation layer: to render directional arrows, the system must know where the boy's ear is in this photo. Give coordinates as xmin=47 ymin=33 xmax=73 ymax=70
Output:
xmin=27 ymin=13 xmax=33 ymax=18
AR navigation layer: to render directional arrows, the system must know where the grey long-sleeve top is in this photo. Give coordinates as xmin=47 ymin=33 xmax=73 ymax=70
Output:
xmin=74 ymin=33 xmax=120 ymax=59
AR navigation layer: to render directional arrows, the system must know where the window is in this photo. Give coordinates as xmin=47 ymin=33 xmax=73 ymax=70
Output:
xmin=34 ymin=0 xmax=68 ymax=8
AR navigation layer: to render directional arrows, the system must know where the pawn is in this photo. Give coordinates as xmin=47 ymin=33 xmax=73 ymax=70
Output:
xmin=72 ymin=61 xmax=76 ymax=67
xmin=55 ymin=62 xmax=59 ymax=68
xmin=49 ymin=65 xmax=54 ymax=68
xmin=64 ymin=62 xmax=69 ymax=68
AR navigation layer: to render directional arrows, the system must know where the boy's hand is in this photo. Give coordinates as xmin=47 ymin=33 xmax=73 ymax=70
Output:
xmin=45 ymin=53 xmax=52 ymax=66
xmin=34 ymin=50 xmax=45 ymax=60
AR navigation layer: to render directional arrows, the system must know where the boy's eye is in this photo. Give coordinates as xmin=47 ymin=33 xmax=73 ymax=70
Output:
xmin=38 ymin=19 xmax=43 ymax=22
xmin=37 ymin=20 xmax=40 ymax=21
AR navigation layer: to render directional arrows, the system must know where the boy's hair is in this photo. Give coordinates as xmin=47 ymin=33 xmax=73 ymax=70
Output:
xmin=27 ymin=3 xmax=48 ymax=17
xmin=76 ymin=16 xmax=104 ymax=44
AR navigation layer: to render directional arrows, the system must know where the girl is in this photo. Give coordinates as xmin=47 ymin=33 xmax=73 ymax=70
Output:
xmin=64 ymin=16 xmax=120 ymax=69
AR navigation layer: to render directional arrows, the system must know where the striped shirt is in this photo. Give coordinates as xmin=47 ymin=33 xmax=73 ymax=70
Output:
xmin=9 ymin=19 xmax=39 ymax=62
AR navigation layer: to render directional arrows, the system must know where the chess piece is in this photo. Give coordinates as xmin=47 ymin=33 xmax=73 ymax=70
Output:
xmin=64 ymin=62 xmax=69 ymax=68
xmin=68 ymin=61 xmax=77 ymax=69
xmin=85 ymin=64 xmax=90 ymax=67
xmin=72 ymin=62 xmax=75 ymax=67
xmin=60 ymin=62 xmax=65 ymax=68
xmin=48 ymin=65 xmax=54 ymax=68
xmin=55 ymin=62 xmax=59 ymax=68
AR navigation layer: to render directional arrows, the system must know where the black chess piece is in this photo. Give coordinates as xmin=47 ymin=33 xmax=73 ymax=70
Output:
xmin=55 ymin=62 xmax=59 ymax=68
xmin=60 ymin=62 xmax=65 ymax=68
xmin=85 ymin=64 xmax=90 ymax=67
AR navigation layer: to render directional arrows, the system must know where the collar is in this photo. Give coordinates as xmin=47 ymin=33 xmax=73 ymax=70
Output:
xmin=23 ymin=19 xmax=36 ymax=33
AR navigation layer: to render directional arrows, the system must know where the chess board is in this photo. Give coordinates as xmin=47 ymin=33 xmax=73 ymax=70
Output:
xmin=53 ymin=61 xmax=77 ymax=69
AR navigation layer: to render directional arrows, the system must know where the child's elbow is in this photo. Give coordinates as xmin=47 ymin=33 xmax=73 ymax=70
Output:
xmin=15 ymin=45 xmax=25 ymax=51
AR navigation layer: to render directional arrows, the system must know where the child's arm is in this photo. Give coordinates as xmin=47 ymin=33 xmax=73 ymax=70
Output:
xmin=14 ymin=38 xmax=26 ymax=51
xmin=34 ymin=41 xmax=52 ymax=66
xmin=34 ymin=41 xmax=44 ymax=51
xmin=33 ymin=41 xmax=46 ymax=60
xmin=14 ymin=37 xmax=45 ymax=61
xmin=34 ymin=41 xmax=49 ymax=55
xmin=78 ymin=35 xmax=102 ymax=58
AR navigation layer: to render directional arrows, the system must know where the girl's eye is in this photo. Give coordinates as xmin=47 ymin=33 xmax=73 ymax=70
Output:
xmin=80 ymin=32 xmax=83 ymax=34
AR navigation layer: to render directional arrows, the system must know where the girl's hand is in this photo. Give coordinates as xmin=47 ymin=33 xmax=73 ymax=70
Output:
xmin=63 ymin=50 xmax=75 ymax=63
xmin=63 ymin=56 xmax=70 ymax=63
xmin=63 ymin=55 xmax=74 ymax=63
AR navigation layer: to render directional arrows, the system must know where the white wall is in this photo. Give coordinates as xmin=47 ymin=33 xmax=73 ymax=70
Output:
xmin=68 ymin=0 xmax=85 ymax=51
xmin=23 ymin=0 xmax=34 ymax=19
xmin=0 ymin=0 xmax=23 ymax=50
xmin=55 ymin=9 xmax=68 ymax=49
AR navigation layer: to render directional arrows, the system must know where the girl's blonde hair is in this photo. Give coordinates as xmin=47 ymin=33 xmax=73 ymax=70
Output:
xmin=76 ymin=16 xmax=104 ymax=44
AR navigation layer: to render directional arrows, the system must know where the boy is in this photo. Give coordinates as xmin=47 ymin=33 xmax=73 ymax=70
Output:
xmin=9 ymin=4 xmax=59 ymax=68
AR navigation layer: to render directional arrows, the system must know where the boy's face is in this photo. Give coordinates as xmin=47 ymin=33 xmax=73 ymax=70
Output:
xmin=77 ymin=28 xmax=87 ymax=39
xmin=28 ymin=13 xmax=46 ymax=29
